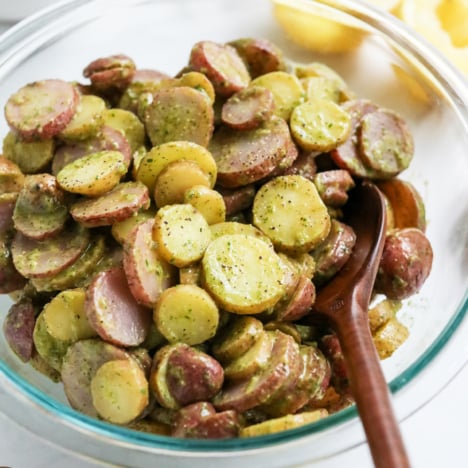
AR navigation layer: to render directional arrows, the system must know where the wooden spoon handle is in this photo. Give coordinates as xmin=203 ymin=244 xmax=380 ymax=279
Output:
xmin=335 ymin=310 xmax=411 ymax=468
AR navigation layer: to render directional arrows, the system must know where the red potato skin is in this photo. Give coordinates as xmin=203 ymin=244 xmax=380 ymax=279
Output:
xmin=319 ymin=334 xmax=349 ymax=392
xmin=312 ymin=220 xmax=356 ymax=286
xmin=283 ymin=151 xmax=318 ymax=181
xmin=5 ymin=79 xmax=79 ymax=142
xmin=209 ymin=116 xmax=293 ymax=188
xmin=189 ymin=41 xmax=251 ymax=97
xmin=330 ymin=99 xmax=380 ymax=179
xmin=171 ymin=402 xmax=216 ymax=437
xmin=3 ymin=299 xmax=35 ymax=362
xmin=52 ymin=125 xmax=132 ymax=175
xmin=375 ymin=228 xmax=433 ymax=300
xmin=313 ymin=170 xmax=355 ymax=207
xmin=70 ymin=181 xmax=150 ymax=228
xmin=10 ymin=222 xmax=90 ymax=279
xmin=221 ymin=86 xmax=275 ymax=130
xmin=123 ymin=219 xmax=177 ymax=307
xmin=0 ymin=156 xmax=24 ymax=193
xmin=0 ymin=193 xmax=17 ymax=235
xmin=173 ymin=410 xmax=240 ymax=439
xmin=165 ymin=344 xmax=224 ymax=406
xmin=276 ymin=275 xmax=316 ymax=322
xmin=216 ymin=184 xmax=256 ymax=216
xmin=228 ymin=38 xmax=286 ymax=79
xmin=83 ymin=54 xmax=136 ymax=90
xmin=13 ymin=174 xmax=68 ymax=240
xmin=212 ymin=331 xmax=300 ymax=413
xmin=61 ymin=338 xmax=130 ymax=416
xmin=85 ymin=266 xmax=152 ymax=347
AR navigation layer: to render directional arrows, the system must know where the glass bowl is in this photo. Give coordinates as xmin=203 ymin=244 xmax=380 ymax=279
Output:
xmin=0 ymin=0 xmax=467 ymax=466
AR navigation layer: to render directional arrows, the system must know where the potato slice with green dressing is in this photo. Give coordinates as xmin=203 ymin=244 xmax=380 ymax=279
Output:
xmin=202 ymin=234 xmax=286 ymax=314
xmin=154 ymin=284 xmax=219 ymax=345
xmin=253 ymin=175 xmax=331 ymax=253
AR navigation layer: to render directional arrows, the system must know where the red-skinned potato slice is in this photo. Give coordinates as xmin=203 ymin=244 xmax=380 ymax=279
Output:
xmin=13 ymin=174 xmax=68 ymax=240
xmin=276 ymin=275 xmax=316 ymax=322
xmin=375 ymin=228 xmax=433 ymax=300
xmin=61 ymin=338 xmax=131 ymax=416
xmin=52 ymin=125 xmax=132 ymax=175
xmin=11 ymin=222 xmax=90 ymax=279
xmin=212 ymin=331 xmax=300 ymax=412
xmin=3 ymin=299 xmax=35 ymax=362
xmin=313 ymin=169 xmax=355 ymax=207
xmin=0 ymin=156 xmax=24 ymax=193
xmin=173 ymin=409 xmax=240 ymax=439
xmin=189 ymin=41 xmax=250 ymax=97
xmin=0 ymin=239 xmax=27 ymax=293
xmin=70 ymin=181 xmax=150 ymax=228
xmin=330 ymin=99 xmax=380 ymax=178
xmin=209 ymin=116 xmax=292 ymax=188
xmin=123 ymin=218 xmax=177 ymax=307
xmin=221 ymin=86 xmax=274 ymax=130
xmin=358 ymin=109 xmax=414 ymax=177
xmin=217 ymin=184 xmax=256 ymax=216
xmin=0 ymin=192 xmax=18 ymax=235
xmin=85 ymin=266 xmax=152 ymax=346
xmin=83 ymin=54 xmax=136 ymax=90
xmin=5 ymin=79 xmax=79 ymax=141
xmin=283 ymin=151 xmax=318 ymax=181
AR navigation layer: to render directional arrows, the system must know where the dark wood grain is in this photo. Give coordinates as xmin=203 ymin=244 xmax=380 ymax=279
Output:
xmin=312 ymin=182 xmax=410 ymax=468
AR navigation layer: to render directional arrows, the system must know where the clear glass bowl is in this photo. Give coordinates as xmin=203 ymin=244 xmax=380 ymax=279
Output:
xmin=0 ymin=0 xmax=467 ymax=466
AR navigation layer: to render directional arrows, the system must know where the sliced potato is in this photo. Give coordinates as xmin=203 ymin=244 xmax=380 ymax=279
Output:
xmin=102 ymin=108 xmax=146 ymax=153
xmin=154 ymin=284 xmax=219 ymax=345
xmin=91 ymin=358 xmax=149 ymax=424
xmin=111 ymin=207 xmax=156 ymax=244
xmin=136 ymin=141 xmax=217 ymax=193
xmin=251 ymin=71 xmax=304 ymax=120
xmin=209 ymin=221 xmax=273 ymax=247
xmin=202 ymin=234 xmax=286 ymax=314
xmin=224 ymin=330 xmax=273 ymax=380
xmin=253 ymin=175 xmax=331 ymax=253
xmin=240 ymin=409 xmax=328 ymax=437
xmin=0 ymin=156 xmax=24 ymax=193
xmin=59 ymin=95 xmax=106 ymax=141
xmin=179 ymin=263 xmax=202 ymax=285
xmin=373 ymin=318 xmax=409 ymax=360
xmin=155 ymin=160 xmax=211 ymax=207
xmin=368 ymin=298 xmax=402 ymax=334
xmin=212 ymin=316 xmax=264 ymax=363
xmin=43 ymin=288 xmax=97 ymax=342
xmin=177 ymin=71 xmax=216 ymax=104
xmin=56 ymin=150 xmax=127 ymax=196
xmin=184 ymin=185 xmax=226 ymax=225
xmin=153 ymin=204 xmax=211 ymax=268
xmin=290 ymin=99 xmax=351 ymax=152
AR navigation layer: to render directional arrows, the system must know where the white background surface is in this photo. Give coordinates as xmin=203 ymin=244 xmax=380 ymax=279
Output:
xmin=0 ymin=6 xmax=467 ymax=468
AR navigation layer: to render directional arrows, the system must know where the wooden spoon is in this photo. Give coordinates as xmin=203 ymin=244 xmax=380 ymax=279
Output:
xmin=312 ymin=181 xmax=410 ymax=468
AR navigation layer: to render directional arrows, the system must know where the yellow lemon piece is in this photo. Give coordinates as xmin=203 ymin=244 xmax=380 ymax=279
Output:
xmin=398 ymin=0 xmax=468 ymax=77
xmin=272 ymin=0 xmax=365 ymax=53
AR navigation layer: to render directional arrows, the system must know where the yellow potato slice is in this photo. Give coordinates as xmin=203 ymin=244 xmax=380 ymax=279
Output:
xmin=209 ymin=221 xmax=273 ymax=247
xmin=272 ymin=0 xmax=365 ymax=54
xmin=136 ymin=141 xmax=217 ymax=193
xmin=57 ymin=150 xmax=127 ymax=196
xmin=43 ymin=288 xmax=97 ymax=342
xmin=240 ymin=409 xmax=328 ymax=437
xmin=102 ymin=108 xmax=146 ymax=153
xmin=251 ymin=71 xmax=304 ymax=120
xmin=155 ymin=160 xmax=211 ymax=207
xmin=290 ymin=99 xmax=351 ymax=152
xmin=152 ymin=203 xmax=211 ymax=267
xmin=177 ymin=71 xmax=216 ymax=104
xmin=368 ymin=298 xmax=402 ymax=334
xmin=59 ymin=94 xmax=106 ymax=141
xmin=111 ymin=206 xmax=156 ymax=244
xmin=91 ymin=358 xmax=149 ymax=424
xmin=373 ymin=318 xmax=409 ymax=360
xmin=253 ymin=175 xmax=331 ymax=253
xmin=202 ymin=234 xmax=286 ymax=314
xmin=184 ymin=185 xmax=226 ymax=225
xmin=154 ymin=284 xmax=219 ymax=345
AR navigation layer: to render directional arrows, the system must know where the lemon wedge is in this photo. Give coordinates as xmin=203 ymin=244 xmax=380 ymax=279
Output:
xmin=397 ymin=0 xmax=468 ymax=77
xmin=271 ymin=0 xmax=365 ymax=53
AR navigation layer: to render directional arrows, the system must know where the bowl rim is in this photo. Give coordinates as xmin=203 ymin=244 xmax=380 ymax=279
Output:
xmin=0 ymin=0 xmax=467 ymax=456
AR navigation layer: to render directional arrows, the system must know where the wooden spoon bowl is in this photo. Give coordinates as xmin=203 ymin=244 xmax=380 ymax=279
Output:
xmin=311 ymin=181 xmax=410 ymax=468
